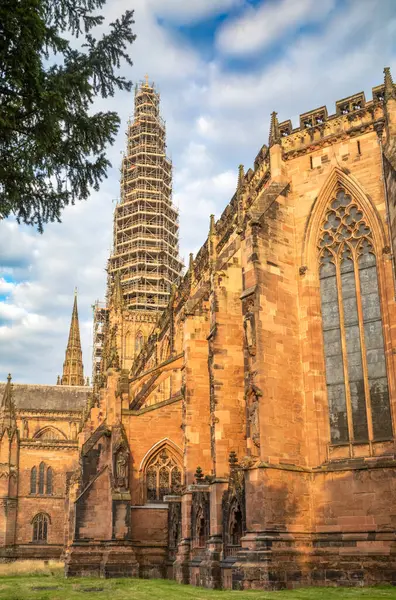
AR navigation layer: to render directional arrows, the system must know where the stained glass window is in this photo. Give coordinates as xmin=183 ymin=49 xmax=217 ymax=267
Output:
xmin=319 ymin=189 xmax=393 ymax=443
xmin=46 ymin=467 xmax=53 ymax=495
xmin=30 ymin=467 xmax=37 ymax=494
xmin=32 ymin=513 xmax=49 ymax=543
xmin=145 ymin=448 xmax=182 ymax=502
xmin=38 ymin=462 xmax=45 ymax=494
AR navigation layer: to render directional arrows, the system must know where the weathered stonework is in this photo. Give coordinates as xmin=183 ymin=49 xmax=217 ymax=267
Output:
xmin=2 ymin=68 xmax=396 ymax=590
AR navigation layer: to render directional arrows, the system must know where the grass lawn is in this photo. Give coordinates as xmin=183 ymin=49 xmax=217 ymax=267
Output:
xmin=0 ymin=563 xmax=395 ymax=600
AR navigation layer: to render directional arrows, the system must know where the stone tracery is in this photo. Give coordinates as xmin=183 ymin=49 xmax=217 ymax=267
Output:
xmin=318 ymin=189 xmax=393 ymax=443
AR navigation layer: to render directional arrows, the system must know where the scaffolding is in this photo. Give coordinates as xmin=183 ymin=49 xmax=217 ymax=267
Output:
xmin=108 ymin=78 xmax=183 ymax=311
xmin=92 ymin=300 xmax=109 ymax=387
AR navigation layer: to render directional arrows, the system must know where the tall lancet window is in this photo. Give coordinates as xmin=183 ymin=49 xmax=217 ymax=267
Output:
xmin=319 ymin=189 xmax=393 ymax=444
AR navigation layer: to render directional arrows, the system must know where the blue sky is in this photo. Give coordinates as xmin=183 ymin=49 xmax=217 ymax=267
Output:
xmin=1 ymin=0 xmax=396 ymax=384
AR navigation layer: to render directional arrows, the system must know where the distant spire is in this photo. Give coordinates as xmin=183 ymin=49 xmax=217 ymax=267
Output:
xmin=0 ymin=374 xmax=16 ymax=434
xmin=269 ymin=111 xmax=281 ymax=147
xmin=61 ymin=292 xmax=85 ymax=386
xmin=384 ymin=67 xmax=396 ymax=102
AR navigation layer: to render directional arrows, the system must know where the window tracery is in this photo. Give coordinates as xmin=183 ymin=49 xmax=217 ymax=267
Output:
xmin=319 ymin=189 xmax=393 ymax=444
xmin=32 ymin=513 xmax=50 ymax=543
xmin=145 ymin=447 xmax=182 ymax=503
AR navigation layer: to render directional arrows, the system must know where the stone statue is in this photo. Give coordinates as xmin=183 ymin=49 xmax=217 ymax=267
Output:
xmin=115 ymin=450 xmax=128 ymax=488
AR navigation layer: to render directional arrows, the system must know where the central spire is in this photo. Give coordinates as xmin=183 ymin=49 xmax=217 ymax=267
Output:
xmin=60 ymin=291 xmax=85 ymax=386
xmin=108 ymin=78 xmax=183 ymax=312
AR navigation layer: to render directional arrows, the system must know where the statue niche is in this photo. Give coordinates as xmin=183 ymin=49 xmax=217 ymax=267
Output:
xmin=243 ymin=298 xmax=256 ymax=356
xmin=246 ymin=378 xmax=262 ymax=453
xmin=115 ymin=448 xmax=128 ymax=489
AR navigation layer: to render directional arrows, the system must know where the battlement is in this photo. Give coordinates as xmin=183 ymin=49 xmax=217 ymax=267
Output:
xmin=278 ymin=83 xmax=386 ymax=141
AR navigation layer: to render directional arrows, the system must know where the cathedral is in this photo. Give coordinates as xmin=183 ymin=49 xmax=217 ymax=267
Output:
xmin=1 ymin=68 xmax=396 ymax=590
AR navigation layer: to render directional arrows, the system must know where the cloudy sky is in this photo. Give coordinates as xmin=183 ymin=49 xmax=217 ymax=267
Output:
xmin=1 ymin=0 xmax=396 ymax=385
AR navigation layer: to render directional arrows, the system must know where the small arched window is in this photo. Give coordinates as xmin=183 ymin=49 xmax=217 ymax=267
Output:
xmin=30 ymin=467 xmax=37 ymax=495
xmin=145 ymin=447 xmax=182 ymax=503
xmin=135 ymin=331 xmax=144 ymax=354
xmin=38 ymin=462 xmax=45 ymax=494
xmin=46 ymin=467 xmax=53 ymax=495
xmin=32 ymin=513 xmax=50 ymax=543
xmin=125 ymin=331 xmax=133 ymax=358
xmin=319 ymin=189 xmax=393 ymax=444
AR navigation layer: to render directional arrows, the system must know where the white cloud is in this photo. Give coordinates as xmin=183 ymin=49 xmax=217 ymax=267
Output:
xmin=216 ymin=0 xmax=335 ymax=56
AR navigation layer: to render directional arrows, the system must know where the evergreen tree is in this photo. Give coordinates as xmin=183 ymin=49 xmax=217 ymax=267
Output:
xmin=0 ymin=0 xmax=135 ymax=231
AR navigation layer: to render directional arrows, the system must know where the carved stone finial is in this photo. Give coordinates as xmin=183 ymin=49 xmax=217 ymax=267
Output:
xmin=209 ymin=214 xmax=215 ymax=237
xmin=57 ymin=375 xmax=60 ymax=385
xmin=269 ymin=111 xmax=281 ymax=147
xmin=384 ymin=67 xmax=396 ymax=102
xmin=194 ymin=466 xmax=204 ymax=483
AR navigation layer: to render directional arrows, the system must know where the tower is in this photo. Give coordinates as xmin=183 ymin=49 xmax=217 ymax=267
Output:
xmin=60 ymin=291 xmax=85 ymax=386
xmin=107 ymin=77 xmax=183 ymax=365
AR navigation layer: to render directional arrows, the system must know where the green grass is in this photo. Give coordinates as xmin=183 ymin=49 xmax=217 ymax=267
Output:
xmin=0 ymin=569 xmax=395 ymax=600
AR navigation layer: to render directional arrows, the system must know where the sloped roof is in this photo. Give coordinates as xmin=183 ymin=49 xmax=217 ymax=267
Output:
xmin=0 ymin=382 xmax=89 ymax=413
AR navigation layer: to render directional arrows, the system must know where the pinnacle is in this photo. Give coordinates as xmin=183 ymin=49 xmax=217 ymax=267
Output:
xmin=384 ymin=66 xmax=396 ymax=101
xmin=0 ymin=373 xmax=16 ymax=433
xmin=269 ymin=111 xmax=281 ymax=147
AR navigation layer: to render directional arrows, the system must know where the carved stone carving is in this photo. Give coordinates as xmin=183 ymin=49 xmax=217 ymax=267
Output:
xmin=168 ymin=501 xmax=182 ymax=560
xmin=246 ymin=376 xmax=262 ymax=452
xmin=115 ymin=450 xmax=128 ymax=489
xmin=191 ymin=490 xmax=210 ymax=549
xmin=222 ymin=453 xmax=246 ymax=557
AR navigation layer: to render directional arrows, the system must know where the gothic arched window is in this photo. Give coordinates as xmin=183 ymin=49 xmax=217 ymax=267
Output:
xmin=145 ymin=447 xmax=182 ymax=503
xmin=319 ymin=189 xmax=393 ymax=444
xmin=46 ymin=467 xmax=53 ymax=495
xmin=30 ymin=467 xmax=37 ymax=494
xmin=38 ymin=462 xmax=45 ymax=494
xmin=32 ymin=513 xmax=50 ymax=543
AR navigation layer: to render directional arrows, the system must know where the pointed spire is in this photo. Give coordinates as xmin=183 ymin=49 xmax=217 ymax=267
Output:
xmin=61 ymin=291 xmax=85 ymax=386
xmin=0 ymin=374 xmax=16 ymax=434
xmin=269 ymin=111 xmax=281 ymax=147
xmin=384 ymin=67 xmax=396 ymax=102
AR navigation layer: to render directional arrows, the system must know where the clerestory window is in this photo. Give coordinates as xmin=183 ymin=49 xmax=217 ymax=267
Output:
xmin=319 ymin=189 xmax=393 ymax=444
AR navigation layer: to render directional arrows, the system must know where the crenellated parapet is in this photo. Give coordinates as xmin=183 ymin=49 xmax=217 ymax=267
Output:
xmin=277 ymin=84 xmax=390 ymax=159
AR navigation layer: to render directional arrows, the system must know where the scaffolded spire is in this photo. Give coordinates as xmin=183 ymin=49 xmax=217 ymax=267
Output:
xmin=269 ymin=111 xmax=281 ymax=147
xmin=384 ymin=67 xmax=396 ymax=102
xmin=0 ymin=374 xmax=16 ymax=434
xmin=108 ymin=78 xmax=183 ymax=312
xmin=61 ymin=290 xmax=85 ymax=386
